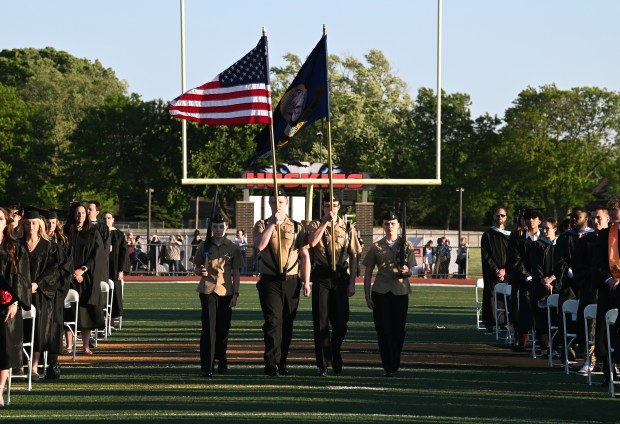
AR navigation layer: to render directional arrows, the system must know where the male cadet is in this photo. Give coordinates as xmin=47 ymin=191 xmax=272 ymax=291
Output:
xmin=307 ymin=197 xmax=362 ymax=376
xmin=193 ymin=213 xmax=242 ymax=377
xmin=253 ymin=189 xmax=310 ymax=376
xmin=480 ymin=206 xmax=511 ymax=334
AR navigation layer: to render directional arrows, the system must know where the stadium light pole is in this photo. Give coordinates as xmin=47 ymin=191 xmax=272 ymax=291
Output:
xmin=456 ymin=187 xmax=464 ymax=248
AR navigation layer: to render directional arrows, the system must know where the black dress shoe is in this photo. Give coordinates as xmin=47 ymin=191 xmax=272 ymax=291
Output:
xmin=332 ymin=364 xmax=343 ymax=375
xmin=218 ymin=363 xmax=228 ymax=375
xmin=278 ymin=364 xmax=289 ymax=376
xmin=264 ymin=364 xmax=278 ymax=377
xmin=317 ymin=367 xmax=328 ymax=377
xmin=201 ymin=370 xmax=213 ymax=378
xmin=383 ymin=370 xmax=393 ymax=377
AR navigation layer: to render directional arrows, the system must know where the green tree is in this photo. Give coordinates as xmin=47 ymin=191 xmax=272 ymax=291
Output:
xmin=0 ymin=47 xmax=127 ymax=207
xmin=497 ymin=85 xmax=620 ymax=218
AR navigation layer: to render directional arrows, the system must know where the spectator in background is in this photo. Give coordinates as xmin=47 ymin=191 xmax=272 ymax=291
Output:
xmin=177 ymin=233 xmax=186 ymax=274
xmin=148 ymin=235 xmax=161 ymax=273
xmin=190 ymin=230 xmax=202 ymax=266
xmin=456 ymin=237 xmax=468 ymax=278
xmin=423 ymin=240 xmax=434 ymax=278
xmin=233 ymin=229 xmax=248 ymax=273
xmin=163 ymin=235 xmax=181 ymax=276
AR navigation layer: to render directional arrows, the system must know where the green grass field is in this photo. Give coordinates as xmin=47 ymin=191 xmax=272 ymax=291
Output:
xmin=3 ymin=282 xmax=618 ymax=423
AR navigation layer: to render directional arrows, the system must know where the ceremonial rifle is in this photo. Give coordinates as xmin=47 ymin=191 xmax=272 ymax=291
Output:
xmin=203 ymin=185 xmax=219 ymax=252
xmin=400 ymin=203 xmax=408 ymax=277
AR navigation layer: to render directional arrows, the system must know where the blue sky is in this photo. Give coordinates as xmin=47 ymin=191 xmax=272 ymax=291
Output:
xmin=2 ymin=0 xmax=619 ymax=119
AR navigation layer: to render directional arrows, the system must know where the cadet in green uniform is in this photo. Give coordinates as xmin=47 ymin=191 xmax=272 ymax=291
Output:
xmin=193 ymin=214 xmax=242 ymax=377
xmin=308 ymin=198 xmax=362 ymax=376
xmin=253 ymin=189 xmax=310 ymax=377
xmin=363 ymin=211 xmax=416 ymax=377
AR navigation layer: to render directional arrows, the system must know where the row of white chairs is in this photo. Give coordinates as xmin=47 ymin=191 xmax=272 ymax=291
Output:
xmin=5 ymin=279 xmax=122 ymax=405
xmin=475 ymin=279 xmax=620 ymax=398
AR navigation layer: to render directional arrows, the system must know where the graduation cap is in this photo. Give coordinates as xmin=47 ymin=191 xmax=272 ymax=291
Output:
xmin=22 ymin=206 xmax=48 ymax=220
xmin=519 ymin=205 xmax=545 ymax=221
xmin=212 ymin=213 xmax=226 ymax=224
xmin=382 ymin=210 xmax=398 ymax=221
xmin=45 ymin=208 xmax=64 ymax=220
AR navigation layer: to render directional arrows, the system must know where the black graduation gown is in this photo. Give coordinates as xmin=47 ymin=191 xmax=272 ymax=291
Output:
xmin=67 ymin=227 xmax=105 ymax=329
xmin=528 ymin=238 xmax=557 ymax=332
xmin=506 ymin=230 xmax=537 ymax=331
xmin=0 ymin=242 xmax=31 ymax=369
xmin=49 ymin=236 xmax=73 ymax=352
xmin=554 ymin=231 xmax=580 ymax=301
xmin=23 ymin=238 xmax=63 ymax=352
xmin=92 ymin=221 xmax=110 ymax=290
xmin=592 ymin=227 xmax=620 ymax=359
xmin=480 ymin=228 xmax=510 ymax=327
xmin=108 ymin=228 xmax=127 ymax=318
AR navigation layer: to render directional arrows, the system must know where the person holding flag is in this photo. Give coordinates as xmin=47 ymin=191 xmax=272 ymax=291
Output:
xmin=307 ymin=197 xmax=361 ymax=376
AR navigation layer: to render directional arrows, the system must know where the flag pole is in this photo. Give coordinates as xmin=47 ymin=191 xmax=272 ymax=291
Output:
xmin=264 ymin=27 xmax=283 ymax=274
xmin=322 ymin=25 xmax=336 ymax=272
xmin=180 ymin=0 xmax=188 ymax=180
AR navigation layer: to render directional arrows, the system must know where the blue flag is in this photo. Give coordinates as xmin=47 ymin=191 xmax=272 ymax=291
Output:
xmin=249 ymin=35 xmax=329 ymax=164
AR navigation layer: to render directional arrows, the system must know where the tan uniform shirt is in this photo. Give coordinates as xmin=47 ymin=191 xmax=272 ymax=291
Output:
xmin=253 ymin=216 xmax=308 ymax=277
xmin=308 ymin=216 xmax=362 ymax=268
xmin=193 ymin=238 xmax=243 ymax=296
xmin=362 ymin=236 xmax=417 ymax=295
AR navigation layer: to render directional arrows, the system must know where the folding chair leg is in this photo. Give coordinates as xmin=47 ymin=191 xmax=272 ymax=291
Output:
xmin=6 ymin=368 xmax=12 ymax=406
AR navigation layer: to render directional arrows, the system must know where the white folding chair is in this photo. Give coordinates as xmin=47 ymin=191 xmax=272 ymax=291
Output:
xmin=502 ymin=284 xmax=514 ymax=344
xmin=107 ymin=279 xmax=115 ymax=336
xmin=583 ymin=304 xmax=598 ymax=385
xmin=494 ymin=283 xmax=508 ymax=341
xmin=562 ymin=299 xmax=579 ymax=374
xmin=545 ymin=294 xmax=560 ymax=368
xmin=94 ymin=281 xmax=110 ymax=346
xmin=113 ymin=278 xmax=125 ymax=330
xmin=63 ymin=289 xmax=79 ymax=362
xmin=8 ymin=304 xmax=37 ymax=402
xmin=605 ymin=308 xmax=619 ymax=397
xmin=475 ymin=278 xmax=484 ymax=330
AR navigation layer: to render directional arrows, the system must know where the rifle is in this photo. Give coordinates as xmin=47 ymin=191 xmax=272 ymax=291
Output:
xmin=399 ymin=202 xmax=407 ymax=277
xmin=203 ymin=185 xmax=219 ymax=252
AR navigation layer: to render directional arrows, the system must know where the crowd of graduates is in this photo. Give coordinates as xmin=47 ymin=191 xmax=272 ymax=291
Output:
xmin=481 ymin=199 xmax=620 ymax=389
xmin=0 ymin=201 xmax=127 ymax=407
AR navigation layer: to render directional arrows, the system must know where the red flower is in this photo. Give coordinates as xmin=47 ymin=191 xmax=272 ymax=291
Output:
xmin=0 ymin=290 xmax=12 ymax=305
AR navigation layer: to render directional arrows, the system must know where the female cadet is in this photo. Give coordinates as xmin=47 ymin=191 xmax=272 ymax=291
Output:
xmin=363 ymin=211 xmax=416 ymax=377
xmin=0 ymin=207 xmax=31 ymax=407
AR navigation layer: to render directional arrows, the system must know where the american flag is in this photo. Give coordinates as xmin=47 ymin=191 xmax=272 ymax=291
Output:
xmin=168 ymin=36 xmax=272 ymax=125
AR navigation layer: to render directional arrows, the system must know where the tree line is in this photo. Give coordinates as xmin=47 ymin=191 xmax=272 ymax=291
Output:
xmin=1 ymin=47 xmax=619 ymax=228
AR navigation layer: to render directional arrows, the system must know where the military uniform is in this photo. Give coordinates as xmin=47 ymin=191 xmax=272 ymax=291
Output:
xmin=253 ymin=216 xmax=308 ymax=375
xmin=193 ymin=238 xmax=243 ymax=375
xmin=308 ymin=216 xmax=361 ymax=373
xmin=363 ymin=236 xmax=416 ymax=375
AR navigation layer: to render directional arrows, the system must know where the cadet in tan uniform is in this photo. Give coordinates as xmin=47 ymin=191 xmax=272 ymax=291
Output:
xmin=363 ymin=211 xmax=416 ymax=377
xmin=308 ymin=198 xmax=362 ymax=376
xmin=193 ymin=214 xmax=242 ymax=377
xmin=253 ymin=189 xmax=310 ymax=376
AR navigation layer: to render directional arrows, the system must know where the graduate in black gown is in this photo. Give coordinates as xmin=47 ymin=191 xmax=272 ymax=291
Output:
xmin=506 ymin=207 xmax=542 ymax=350
xmin=102 ymin=212 xmax=127 ymax=321
xmin=44 ymin=209 xmax=72 ymax=377
xmin=21 ymin=208 xmax=66 ymax=380
xmin=480 ymin=206 xmax=511 ymax=333
xmin=65 ymin=203 xmax=104 ymax=355
xmin=528 ymin=218 xmax=559 ymax=356
xmin=0 ymin=207 xmax=31 ymax=407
